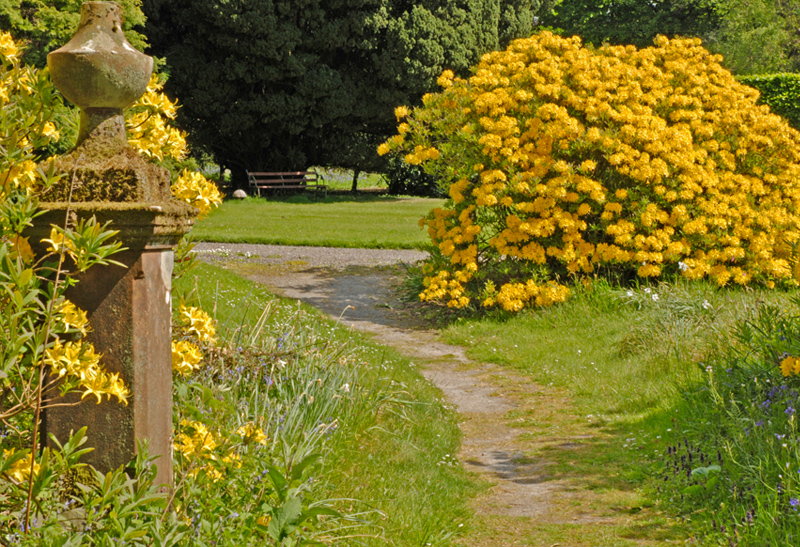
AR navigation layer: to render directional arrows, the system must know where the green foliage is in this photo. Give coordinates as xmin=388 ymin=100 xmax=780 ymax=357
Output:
xmin=708 ymin=0 xmax=800 ymax=74
xmin=542 ymin=0 xmax=723 ymax=48
xmin=658 ymin=301 xmax=800 ymax=545
xmin=385 ymin=157 xmax=445 ymax=197
xmin=739 ymin=72 xmax=800 ymax=130
xmin=0 ymin=0 xmax=148 ymax=68
xmin=140 ymin=0 xmax=555 ymax=182
xmin=544 ymin=0 xmax=800 ymax=75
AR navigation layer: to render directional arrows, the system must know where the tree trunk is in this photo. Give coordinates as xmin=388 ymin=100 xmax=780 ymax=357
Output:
xmin=351 ymin=169 xmax=360 ymax=193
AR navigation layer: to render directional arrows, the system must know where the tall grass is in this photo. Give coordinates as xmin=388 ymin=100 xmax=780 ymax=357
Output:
xmin=441 ymin=278 xmax=800 ymax=544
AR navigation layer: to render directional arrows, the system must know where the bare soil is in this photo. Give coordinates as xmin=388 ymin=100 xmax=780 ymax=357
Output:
xmin=196 ymin=243 xmax=672 ymax=547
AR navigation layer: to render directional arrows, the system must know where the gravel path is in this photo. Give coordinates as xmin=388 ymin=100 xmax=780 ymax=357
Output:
xmin=194 ymin=242 xmax=428 ymax=270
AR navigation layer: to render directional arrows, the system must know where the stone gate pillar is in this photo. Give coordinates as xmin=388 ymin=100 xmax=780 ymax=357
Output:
xmin=32 ymin=1 xmax=196 ymax=488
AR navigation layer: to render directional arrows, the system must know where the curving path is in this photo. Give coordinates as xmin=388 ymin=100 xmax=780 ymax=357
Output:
xmin=195 ymin=242 xmax=663 ymax=547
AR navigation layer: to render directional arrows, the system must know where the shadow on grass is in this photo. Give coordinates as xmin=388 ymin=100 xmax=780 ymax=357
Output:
xmin=238 ymin=192 xmax=424 ymax=204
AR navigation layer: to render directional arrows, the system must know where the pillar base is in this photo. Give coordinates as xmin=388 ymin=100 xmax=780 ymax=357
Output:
xmin=30 ymin=203 xmax=195 ymax=489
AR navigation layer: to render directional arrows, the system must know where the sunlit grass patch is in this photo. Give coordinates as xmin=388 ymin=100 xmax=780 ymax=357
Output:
xmin=191 ymin=195 xmax=443 ymax=249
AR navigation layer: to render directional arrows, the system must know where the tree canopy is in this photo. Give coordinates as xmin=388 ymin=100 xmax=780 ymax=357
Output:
xmin=0 ymin=0 xmax=147 ymax=68
xmin=542 ymin=0 xmax=723 ymax=49
xmin=141 ymin=0 xmax=555 ymax=181
xmin=542 ymin=0 xmax=800 ymax=74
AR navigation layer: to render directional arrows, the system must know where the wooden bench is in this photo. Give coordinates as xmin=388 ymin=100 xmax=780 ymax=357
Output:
xmin=246 ymin=171 xmax=327 ymax=197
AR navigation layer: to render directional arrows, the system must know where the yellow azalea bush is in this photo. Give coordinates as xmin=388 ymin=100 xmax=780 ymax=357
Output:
xmin=0 ymin=31 xmax=128 ymax=421
xmin=1 ymin=31 xmax=136 ymax=534
xmin=125 ymin=76 xmax=222 ymax=218
xmin=126 ymin=74 xmax=188 ymax=162
xmin=382 ymin=32 xmax=800 ymax=312
xmin=1 ymin=31 xmax=220 ymax=537
xmin=172 ymin=168 xmax=223 ymax=217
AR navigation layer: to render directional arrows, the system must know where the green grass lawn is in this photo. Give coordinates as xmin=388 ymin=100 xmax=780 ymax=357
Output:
xmin=316 ymin=168 xmax=387 ymax=191
xmin=192 ymin=195 xmax=443 ymax=249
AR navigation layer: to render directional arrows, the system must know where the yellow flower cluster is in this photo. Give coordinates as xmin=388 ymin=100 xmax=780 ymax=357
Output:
xmin=171 ymin=339 xmax=203 ymax=376
xmin=175 ymin=419 xmax=255 ymax=481
xmin=57 ymin=299 xmax=90 ymax=336
xmin=780 ymin=355 xmax=800 ymax=377
xmin=484 ymin=280 xmax=571 ymax=312
xmin=384 ymin=32 xmax=800 ymax=311
xmin=0 ymin=32 xmax=19 ymax=63
xmin=126 ymin=75 xmax=188 ymax=162
xmin=179 ymin=304 xmax=217 ymax=345
xmin=172 ymin=304 xmax=217 ymax=376
xmin=1 ymin=450 xmax=38 ymax=483
xmin=44 ymin=339 xmax=129 ymax=405
xmin=41 ymin=226 xmax=77 ymax=260
xmin=171 ymin=169 xmax=223 ymax=218
xmin=235 ymin=422 xmax=269 ymax=446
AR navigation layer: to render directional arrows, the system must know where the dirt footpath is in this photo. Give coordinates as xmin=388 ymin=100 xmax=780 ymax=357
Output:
xmin=196 ymin=243 xmax=668 ymax=547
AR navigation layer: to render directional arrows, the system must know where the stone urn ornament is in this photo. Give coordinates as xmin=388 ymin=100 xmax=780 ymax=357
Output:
xmin=34 ymin=1 xmax=198 ymax=489
xmin=48 ymin=1 xmax=152 ymax=147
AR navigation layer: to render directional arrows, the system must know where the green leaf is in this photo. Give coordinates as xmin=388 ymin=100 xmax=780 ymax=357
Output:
xmin=682 ymin=484 xmax=705 ymax=496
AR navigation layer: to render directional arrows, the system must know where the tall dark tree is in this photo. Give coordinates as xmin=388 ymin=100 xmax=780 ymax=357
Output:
xmin=141 ymin=0 xmax=555 ymax=185
xmin=542 ymin=0 xmax=800 ymax=74
xmin=541 ymin=0 xmax=724 ymax=48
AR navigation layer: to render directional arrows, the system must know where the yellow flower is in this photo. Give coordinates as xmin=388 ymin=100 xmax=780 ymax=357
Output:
xmin=2 ymin=450 xmax=38 ymax=483
xmin=58 ymin=300 xmax=90 ymax=336
xmin=7 ymin=234 xmax=34 ymax=263
xmin=42 ymin=121 xmax=60 ymax=141
xmin=394 ymin=106 xmax=410 ymax=121
xmin=172 ymin=340 xmax=203 ymax=376
xmin=236 ymin=422 xmax=269 ymax=445
xmin=179 ymin=304 xmax=217 ymax=345
xmin=41 ymin=226 xmax=77 ymax=261
xmin=781 ymin=356 xmax=798 ymax=377
xmin=0 ymin=32 xmax=19 ymax=63
xmin=172 ymin=169 xmax=222 ymax=218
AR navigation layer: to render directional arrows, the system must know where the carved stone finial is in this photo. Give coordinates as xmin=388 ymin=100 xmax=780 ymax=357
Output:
xmin=47 ymin=1 xmax=153 ymax=148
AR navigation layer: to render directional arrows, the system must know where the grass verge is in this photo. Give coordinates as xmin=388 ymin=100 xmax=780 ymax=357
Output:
xmin=440 ymin=279 xmax=799 ymax=545
xmin=174 ymin=263 xmax=478 ymax=545
xmin=191 ymin=195 xmax=443 ymax=249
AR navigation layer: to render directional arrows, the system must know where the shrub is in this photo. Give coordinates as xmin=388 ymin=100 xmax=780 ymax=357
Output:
xmin=738 ymin=73 xmax=800 ymax=131
xmin=381 ymin=32 xmax=800 ymax=312
xmin=385 ymin=156 xmax=445 ymax=198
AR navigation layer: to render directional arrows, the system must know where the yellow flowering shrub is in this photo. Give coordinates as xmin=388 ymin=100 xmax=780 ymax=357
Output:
xmin=0 ymin=31 xmax=129 ymax=415
xmin=126 ymin=75 xmax=188 ymax=162
xmin=126 ymin=76 xmax=222 ymax=218
xmin=383 ymin=32 xmax=800 ymax=311
xmin=172 ymin=169 xmax=223 ymax=218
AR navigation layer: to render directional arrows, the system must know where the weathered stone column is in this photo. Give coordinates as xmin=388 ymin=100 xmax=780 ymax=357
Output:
xmin=31 ymin=1 xmax=196 ymax=488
